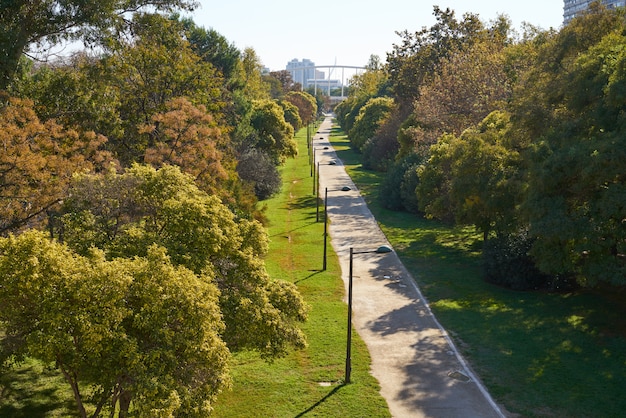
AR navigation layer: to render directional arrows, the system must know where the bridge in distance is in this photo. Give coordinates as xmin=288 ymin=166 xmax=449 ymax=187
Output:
xmin=287 ymin=64 xmax=366 ymax=103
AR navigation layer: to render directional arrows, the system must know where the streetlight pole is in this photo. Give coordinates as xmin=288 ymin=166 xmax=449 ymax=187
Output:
xmin=345 ymin=245 xmax=392 ymax=384
xmin=322 ymin=186 xmax=351 ymax=270
xmin=346 ymin=247 xmax=354 ymax=384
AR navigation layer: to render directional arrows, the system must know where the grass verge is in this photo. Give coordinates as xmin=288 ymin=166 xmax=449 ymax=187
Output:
xmin=210 ymin=125 xmax=390 ymax=417
xmin=330 ymin=125 xmax=626 ymax=418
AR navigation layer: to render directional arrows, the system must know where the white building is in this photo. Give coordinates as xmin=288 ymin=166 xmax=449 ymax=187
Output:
xmin=286 ymin=58 xmax=325 ymax=89
xmin=564 ymin=0 xmax=626 ymax=23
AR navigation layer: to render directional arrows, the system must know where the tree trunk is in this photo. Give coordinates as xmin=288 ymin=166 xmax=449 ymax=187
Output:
xmin=118 ymin=390 xmax=132 ymax=418
xmin=58 ymin=361 xmax=88 ymax=418
xmin=0 ymin=28 xmax=29 ymax=91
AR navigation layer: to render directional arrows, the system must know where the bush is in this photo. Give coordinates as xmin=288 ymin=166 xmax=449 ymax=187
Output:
xmin=362 ymin=109 xmax=402 ymax=172
xmin=237 ymin=148 xmax=282 ymax=200
xmin=379 ymin=153 xmax=423 ymax=213
xmin=483 ymin=231 xmax=576 ymax=291
xmin=348 ymin=97 xmax=395 ymax=152
xmin=362 ymin=135 xmax=398 ymax=172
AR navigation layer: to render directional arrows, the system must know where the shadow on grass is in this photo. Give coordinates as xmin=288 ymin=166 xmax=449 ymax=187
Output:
xmin=0 ymin=362 xmax=76 ymax=418
xmin=287 ymin=195 xmax=319 ymax=212
xmin=294 ymin=384 xmax=344 ymax=417
xmin=269 ymin=221 xmax=318 ymax=239
xmin=295 ymin=270 xmax=323 ymax=284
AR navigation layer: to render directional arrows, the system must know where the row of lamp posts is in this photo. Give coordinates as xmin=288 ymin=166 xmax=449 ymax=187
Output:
xmin=311 ymin=125 xmax=393 ymax=384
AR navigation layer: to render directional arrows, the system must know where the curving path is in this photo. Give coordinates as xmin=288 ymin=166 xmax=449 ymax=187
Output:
xmin=314 ymin=115 xmax=507 ymax=418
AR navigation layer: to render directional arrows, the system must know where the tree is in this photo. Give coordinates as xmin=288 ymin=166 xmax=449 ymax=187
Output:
xmin=266 ymin=70 xmax=299 ymax=97
xmin=348 ymin=97 xmax=395 ymax=152
xmin=386 ymin=6 xmax=484 ymax=109
xmin=239 ymin=48 xmax=269 ymax=100
xmin=284 ymin=91 xmax=318 ymax=125
xmin=518 ymin=11 xmax=626 ymax=285
xmin=18 ymin=53 xmax=124 ymax=140
xmin=0 ymin=0 xmax=196 ymax=90
xmin=0 ymin=96 xmax=111 ymax=235
xmin=103 ymin=13 xmax=227 ymax=165
xmin=418 ymin=111 xmax=523 ymax=242
xmin=411 ymin=37 xmax=511 ymax=149
xmin=57 ymin=164 xmax=309 ymax=358
xmin=237 ymin=148 xmax=282 ymax=200
xmin=0 ymin=230 xmax=229 ymax=417
xmin=141 ymin=97 xmax=230 ymax=197
xmin=248 ymin=99 xmax=297 ymax=164
xmin=277 ymin=99 xmax=303 ymax=131
xmin=181 ymin=17 xmax=241 ymax=82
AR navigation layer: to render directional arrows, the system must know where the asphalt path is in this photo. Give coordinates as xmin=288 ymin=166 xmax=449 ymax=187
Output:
xmin=314 ymin=116 xmax=507 ymax=418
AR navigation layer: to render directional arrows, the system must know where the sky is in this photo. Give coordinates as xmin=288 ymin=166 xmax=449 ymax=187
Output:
xmin=189 ymin=1 xmax=565 ymax=73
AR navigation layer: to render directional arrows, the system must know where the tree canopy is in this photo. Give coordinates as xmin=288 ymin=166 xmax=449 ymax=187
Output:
xmin=0 ymin=230 xmax=229 ymax=417
xmin=0 ymin=0 xmax=197 ymax=91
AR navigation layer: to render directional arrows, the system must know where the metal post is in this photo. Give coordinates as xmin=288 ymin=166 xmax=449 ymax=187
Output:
xmin=312 ymin=154 xmax=316 ymax=195
xmin=316 ymin=162 xmax=321 ymax=221
xmin=346 ymin=247 xmax=354 ymax=384
xmin=323 ymin=187 xmax=328 ymax=270
xmin=317 ymin=161 xmax=320 ymax=196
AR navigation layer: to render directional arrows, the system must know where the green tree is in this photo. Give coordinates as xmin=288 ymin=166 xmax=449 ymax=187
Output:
xmin=18 ymin=53 xmax=124 ymax=140
xmin=0 ymin=0 xmax=196 ymax=90
xmin=58 ymin=164 xmax=309 ymax=358
xmin=278 ymin=99 xmax=303 ymax=131
xmin=181 ymin=17 xmax=241 ymax=82
xmin=103 ymin=13 xmax=227 ymax=165
xmin=248 ymin=99 xmax=297 ymax=164
xmin=0 ymin=230 xmax=229 ymax=417
xmin=418 ymin=111 xmax=522 ymax=242
xmin=239 ymin=48 xmax=270 ymax=100
xmin=518 ymin=10 xmax=626 ymax=285
xmin=348 ymin=97 xmax=395 ymax=152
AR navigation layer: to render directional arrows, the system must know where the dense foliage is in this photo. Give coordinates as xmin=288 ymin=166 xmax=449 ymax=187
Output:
xmin=337 ymin=3 xmax=626 ymax=289
xmin=0 ymin=4 xmax=314 ymax=416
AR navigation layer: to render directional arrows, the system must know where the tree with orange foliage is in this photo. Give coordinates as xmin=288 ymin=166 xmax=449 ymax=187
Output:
xmin=0 ymin=96 xmax=112 ymax=235
xmin=142 ymin=97 xmax=230 ymax=197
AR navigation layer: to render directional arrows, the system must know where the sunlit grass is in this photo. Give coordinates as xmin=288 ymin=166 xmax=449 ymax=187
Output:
xmin=211 ymin=123 xmax=390 ymax=417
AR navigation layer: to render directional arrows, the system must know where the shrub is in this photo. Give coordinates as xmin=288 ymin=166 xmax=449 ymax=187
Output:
xmin=348 ymin=97 xmax=395 ymax=152
xmin=483 ymin=230 xmax=576 ymax=291
xmin=379 ymin=153 xmax=423 ymax=213
xmin=362 ymin=135 xmax=398 ymax=172
xmin=237 ymin=148 xmax=282 ymax=200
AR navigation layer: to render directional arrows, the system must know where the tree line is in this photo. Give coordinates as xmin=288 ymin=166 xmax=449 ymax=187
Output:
xmin=0 ymin=1 xmax=320 ymax=416
xmin=336 ymin=2 xmax=626 ymax=291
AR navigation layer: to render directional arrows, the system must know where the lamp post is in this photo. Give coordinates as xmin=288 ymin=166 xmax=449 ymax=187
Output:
xmin=345 ymin=245 xmax=392 ymax=384
xmin=322 ymin=186 xmax=351 ymax=269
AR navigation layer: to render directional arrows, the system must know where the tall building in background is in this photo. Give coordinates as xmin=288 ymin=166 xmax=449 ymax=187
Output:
xmin=564 ymin=0 xmax=626 ymax=23
xmin=286 ymin=59 xmax=325 ymax=89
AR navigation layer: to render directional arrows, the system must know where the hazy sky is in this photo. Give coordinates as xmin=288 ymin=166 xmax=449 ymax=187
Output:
xmin=189 ymin=1 xmax=564 ymax=72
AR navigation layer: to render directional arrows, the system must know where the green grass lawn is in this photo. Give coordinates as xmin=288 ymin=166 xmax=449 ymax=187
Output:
xmin=209 ymin=125 xmax=390 ymax=417
xmin=330 ymin=127 xmax=626 ymax=418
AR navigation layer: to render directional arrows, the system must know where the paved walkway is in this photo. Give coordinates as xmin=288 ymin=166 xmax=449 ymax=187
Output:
xmin=314 ymin=116 xmax=506 ymax=418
